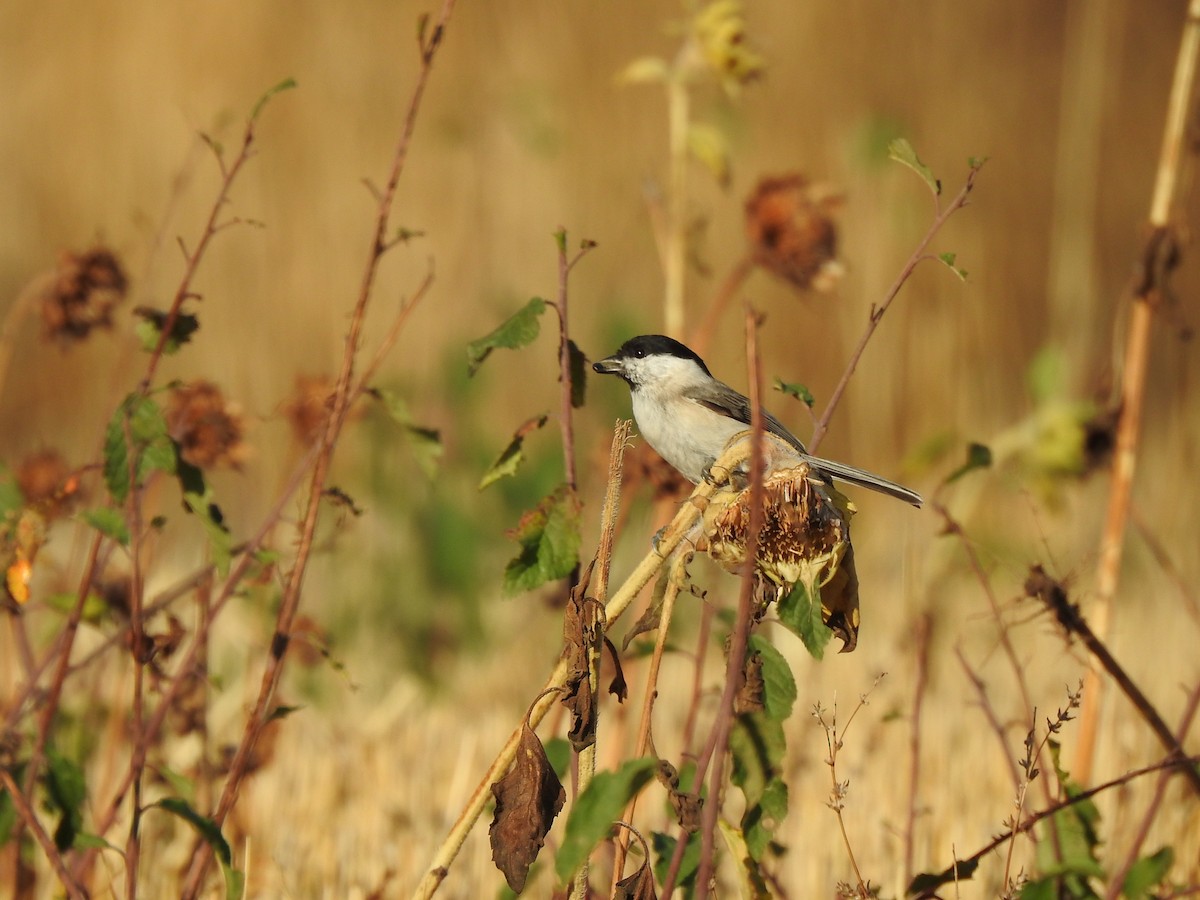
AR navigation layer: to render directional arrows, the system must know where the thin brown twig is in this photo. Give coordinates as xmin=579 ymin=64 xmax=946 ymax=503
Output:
xmin=0 ymin=768 xmax=88 ymax=900
xmin=954 ymin=646 xmax=1021 ymax=791
xmin=1104 ymin=678 xmax=1200 ymax=900
xmin=809 ymin=163 xmax=982 ymax=454
xmin=910 ymin=754 xmax=1200 ymax=899
xmin=693 ymin=305 xmax=767 ymax=899
xmin=904 ymin=612 xmax=933 ymax=886
xmin=689 ymin=253 xmax=754 ymax=358
xmin=1076 ymin=0 xmax=1200 ymax=785
xmin=178 ymin=8 xmax=456 ymax=895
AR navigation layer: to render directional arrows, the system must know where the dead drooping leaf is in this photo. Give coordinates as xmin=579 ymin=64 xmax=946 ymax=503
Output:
xmin=614 ymin=857 xmax=658 ymax=900
xmin=562 ymin=566 xmax=604 ymax=751
xmin=489 ymin=721 xmax=566 ymax=893
xmin=735 ymin=649 xmax=765 ymax=714
xmin=656 ymin=759 xmax=702 ymax=833
xmin=622 ymin=567 xmax=669 ymax=651
xmin=603 ymin=636 xmax=628 ymax=702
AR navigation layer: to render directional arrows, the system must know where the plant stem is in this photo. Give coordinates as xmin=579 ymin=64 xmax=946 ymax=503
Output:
xmin=1075 ymin=0 xmax=1200 ymax=786
xmin=664 ymin=64 xmax=690 ymax=339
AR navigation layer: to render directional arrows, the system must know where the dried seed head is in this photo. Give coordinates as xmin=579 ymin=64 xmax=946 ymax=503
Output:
xmin=40 ymin=247 xmax=128 ymax=342
xmin=691 ymin=0 xmax=765 ymax=89
xmin=15 ymin=449 xmax=80 ymax=516
xmin=283 ymin=374 xmax=335 ymax=445
xmin=166 ymin=380 xmax=247 ymax=470
xmin=702 ymin=441 xmax=860 ymax=649
xmin=744 ymin=174 xmax=843 ymax=292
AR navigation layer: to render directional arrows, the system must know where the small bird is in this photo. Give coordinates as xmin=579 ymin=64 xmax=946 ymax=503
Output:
xmin=593 ymin=334 xmax=922 ymax=507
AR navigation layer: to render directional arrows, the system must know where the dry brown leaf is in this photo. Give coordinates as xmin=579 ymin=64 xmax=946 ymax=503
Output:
xmin=614 ymin=857 xmax=658 ymax=900
xmin=735 ymin=648 xmax=765 ymax=714
xmin=562 ymin=566 xmax=604 ymax=751
xmin=656 ymin=759 xmax=702 ymax=833
xmin=489 ymin=721 xmax=566 ymax=893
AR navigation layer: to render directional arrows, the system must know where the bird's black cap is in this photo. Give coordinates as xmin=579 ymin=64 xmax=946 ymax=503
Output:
xmin=601 ymin=334 xmax=712 ymax=376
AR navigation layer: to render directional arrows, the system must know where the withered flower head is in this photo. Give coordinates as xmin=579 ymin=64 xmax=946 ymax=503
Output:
xmin=744 ymin=174 xmax=844 ymax=292
xmin=282 ymin=374 xmax=335 ymax=445
xmin=41 ymin=247 xmax=128 ymax=342
xmin=701 ymin=450 xmax=860 ymax=650
xmin=166 ymin=380 xmax=247 ymax=470
xmin=691 ymin=0 xmax=765 ymax=90
xmin=15 ymin=449 xmax=80 ymax=516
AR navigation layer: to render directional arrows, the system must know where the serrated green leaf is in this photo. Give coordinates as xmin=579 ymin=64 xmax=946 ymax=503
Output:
xmin=718 ymin=818 xmax=771 ymax=898
xmin=466 ymin=297 xmax=547 ymax=376
xmin=888 ymin=138 xmax=941 ymax=195
xmin=479 ymin=414 xmax=549 ymax=490
xmin=567 ymin=339 xmax=587 ymax=408
xmin=1122 ymin=846 xmax=1174 ymax=898
xmin=729 ymin=713 xmax=785 ymax=810
xmin=747 ymin=635 xmax=796 ymax=721
xmin=555 ymin=758 xmax=658 ymax=884
xmin=154 ymin=798 xmax=244 ymax=900
xmin=103 ymin=394 xmax=176 ymax=504
xmin=777 ymin=577 xmax=832 ymax=660
xmin=249 ymin=76 xmax=297 ymax=123
xmin=617 ymin=55 xmax=670 ymax=85
xmin=79 ymin=507 xmax=130 ymax=546
xmin=184 ymin=491 xmax=232 ymax=578
xmin=688 ymin=121 xmax=731 ymax=187
xmin=44 ymin=749 xmax=86 ymax=852
xmin=134 ymin=307 xmax=200 ymax=355
xmin=943 ymin=442 xmax=992 ymax=486
xmin=742 ymin=776 xmax=787 ymax=861
xmin=773 ymin=378 xmax=814 ymax=408
xmin=502 ymin=485 xmax=581 ymax=595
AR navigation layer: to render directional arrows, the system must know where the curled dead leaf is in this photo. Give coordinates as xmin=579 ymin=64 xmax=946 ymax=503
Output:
xmin=489 ymin=721 xmax=566 ymax=893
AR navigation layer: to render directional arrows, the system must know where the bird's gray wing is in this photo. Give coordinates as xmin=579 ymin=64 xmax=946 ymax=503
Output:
xmin=684 ymin=380 xmax=809 ymax=454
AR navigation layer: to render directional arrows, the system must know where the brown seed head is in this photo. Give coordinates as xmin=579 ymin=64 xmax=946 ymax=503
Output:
xmin=744 ymin=174 xmax=843 ymax=291
xmin=41 ymin=247 xmax=128 ymax=342
xmin=166 ymin=380 xmax=247 ymax=470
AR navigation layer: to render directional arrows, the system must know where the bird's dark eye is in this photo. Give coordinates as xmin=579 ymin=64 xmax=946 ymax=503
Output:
xmin=633 ymin=348 xmax=645 ymax=358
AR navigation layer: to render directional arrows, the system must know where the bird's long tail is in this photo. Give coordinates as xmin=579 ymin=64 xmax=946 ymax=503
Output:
xmin=806 ymin=455 xmax=923 ymax=507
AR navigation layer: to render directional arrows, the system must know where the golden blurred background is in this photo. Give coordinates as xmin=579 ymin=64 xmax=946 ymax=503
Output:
xmin=2 ymin=0 xmax=1199 ymax=896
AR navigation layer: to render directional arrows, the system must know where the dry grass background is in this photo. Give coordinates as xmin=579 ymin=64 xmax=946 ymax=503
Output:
xmin=2 ymin=1 xmax=1199 ymax=897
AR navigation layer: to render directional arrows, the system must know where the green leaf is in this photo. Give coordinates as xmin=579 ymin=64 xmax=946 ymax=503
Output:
xmin=552 ymin=227 xmax=568 ymax=255
xmin=718 ymin=818 xmax=771 ymax=898
xmin=79 ymin=507 xmax=130 ymax=546
xmin=729 ymin=713 xmax=785 ymax=810
xmin=747 ymin=635 xmax=796 ymax=721
xmin=542 ymin=736 xmax=572 ymax=780
xmin=134 ymin=307 xmax=200 ymax=355
xmin=479 ymin=414 xmax=549 ymax=490
xmin=1034 ymin=740 xmax=1104 ymax=884
xmin=555 ymin=758 xmax=658 ymax=884
xmin=183 ymin=490 xmax=232 ymax=578
xmin=502 ymin=485 xmax=582 ymax=596
xmin=617 ymin=55 xmax=670 ymax=85
xmin=0 ymin=762 xmax=22 ymax=845
xmin=687 ymin=121 xmax=731 ymax=187
xmin=268 ymin=704 xmax=304 ymax=723
xmin=0 ymin=465 xmax=24 ymax=525
xmin=45 ymin=591 xmax=109 ymax=623
xmin=742 ymin=776 xmax=787 ymax=861
xmin=652 ymin=830 xmax=700 ymax=892
xmin=943 ymin=442 xmax=992 ymax=486
xmin=44 ymin=749 xmax=86 ymax=852
xmin=968 ymin=155 xmax=990 ymax=169
xmin=773 ymin=378 xmax=814 ymax=408
xmin=1122 ymin=846 xmax=1174 ymax=898
xmin=371 ymin=388 xmax=444 ymax=478
xmin=153 ymin=798 xmax=245 ymax=900
xmin=937 ymin=252 xmax=968 ymax=281
xmin=466 ymin=297 xmax=547 ymax=376
xmin=888 ymin=138 xmax=941 ymax=195
xmin=567 ymin=339 xmax=587 ymax=409
xmin=776 ymin=577 xmax=832 ymax=660
xmin=72 ymin=832 xmax=119 ymax=852
xmin=249 ymin=76 xmax=297 ymax=123
xmin=103 ymin=394 xmax=176 ymax=504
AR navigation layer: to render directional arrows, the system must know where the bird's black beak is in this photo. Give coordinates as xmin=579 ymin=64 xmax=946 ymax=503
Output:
xmin=592 ymin=355 xmax=623 ymax=376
